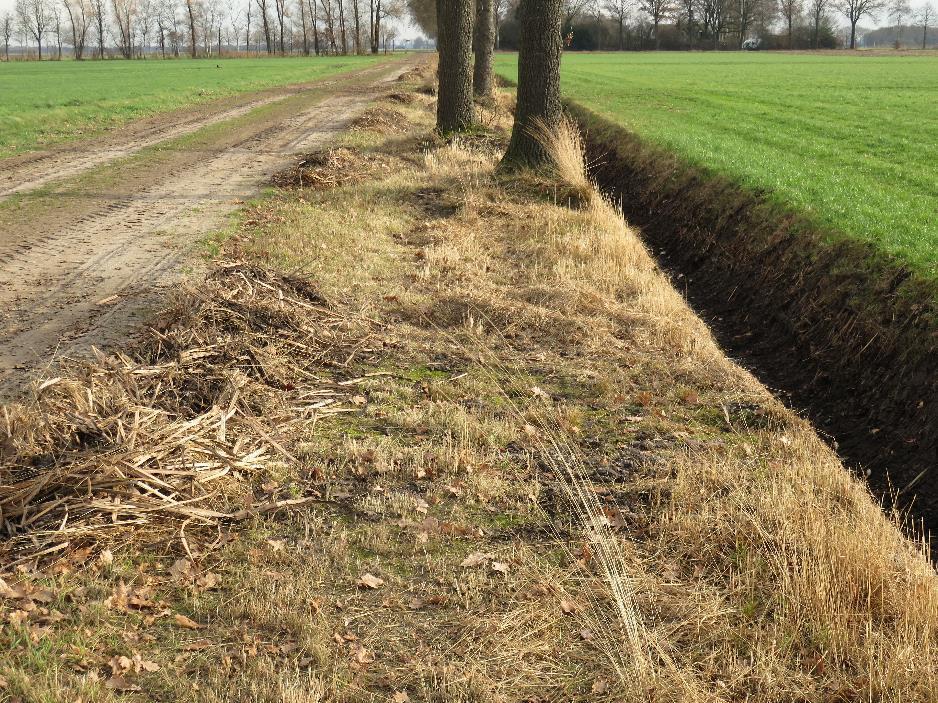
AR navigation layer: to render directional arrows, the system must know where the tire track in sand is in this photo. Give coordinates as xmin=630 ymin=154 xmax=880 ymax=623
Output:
xmin=0 ymin=62 xmax=414 ymax=398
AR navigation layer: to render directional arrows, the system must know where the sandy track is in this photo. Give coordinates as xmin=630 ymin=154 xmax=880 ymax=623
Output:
xmin=0 ymin=64 xmax=391 ymax=203
xmin=0 ymin=61 xmax=413 ymax=398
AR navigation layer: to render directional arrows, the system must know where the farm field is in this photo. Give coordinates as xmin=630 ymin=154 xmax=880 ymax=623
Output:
xmin=0 ymin=55 xmax=390 ymax=158
xmin=495 ymin=52 xmax=938 ymax=277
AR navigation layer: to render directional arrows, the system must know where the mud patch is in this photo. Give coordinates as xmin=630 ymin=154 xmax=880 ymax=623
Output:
xmin=571 ymin=103 xmax=938 ymax=534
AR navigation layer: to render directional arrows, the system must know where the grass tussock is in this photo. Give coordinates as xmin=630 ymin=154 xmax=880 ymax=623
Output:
xmin=1 ymin=67 xmax=937 ymax=703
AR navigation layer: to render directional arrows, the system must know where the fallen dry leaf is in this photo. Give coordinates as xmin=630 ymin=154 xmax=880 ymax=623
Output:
xmin=357 ymin=573 xmax=384 ymax=589
xmin=105 ymin=675 xmax=140 ymax=692
xmin=182 ymin=639 xmax=212 ymax=651
xmin=173 ymin=613 xmax=204 ymax=630
xmin=592 ymin=678 xmax=610 ymax=694
xmin=491 ymin=561 xmax=510 ymax=575
xmin=459 ymin=552 xmax=493 ymax=568
xmin=391 ymin=692 xmax=411 ymax=702
xmin=560 ymin=599 xmax=579 ymax=615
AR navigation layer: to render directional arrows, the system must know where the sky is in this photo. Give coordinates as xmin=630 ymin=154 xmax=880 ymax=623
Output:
xmin=0 ymin=1 xmax=898 ymax=40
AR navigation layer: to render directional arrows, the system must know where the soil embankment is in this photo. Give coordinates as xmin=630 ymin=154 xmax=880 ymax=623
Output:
xmin=573 ymin=104 xmax=938 ymax=532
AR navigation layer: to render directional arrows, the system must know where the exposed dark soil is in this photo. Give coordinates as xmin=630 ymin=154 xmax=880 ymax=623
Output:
xmin=572 ymin=104 xmax=938 ymax=536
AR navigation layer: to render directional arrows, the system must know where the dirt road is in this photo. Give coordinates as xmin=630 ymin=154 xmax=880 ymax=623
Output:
xmin=0 ymin=59 xmax=414 ymax=399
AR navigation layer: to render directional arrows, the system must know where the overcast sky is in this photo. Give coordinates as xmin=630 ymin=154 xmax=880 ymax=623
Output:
xmin=0 ymin=1 xmax=897 ymax=40
xmin=0 ymin=0 xmax=423 ymax=35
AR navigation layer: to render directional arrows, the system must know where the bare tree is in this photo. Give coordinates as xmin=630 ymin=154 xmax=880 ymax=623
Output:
xmin=809 ymin=0 xmax=830 ymax=46
xmin=602 ymin=0 xmax=631 ymax=49
xmin=226 ymin=0 xmax=242 ymax=50
xmin=837 ymin=0 xmax=884 ymax=47
xmin=777 ymin=0 xmax=801 ymax=46
xmin=502 ymin=0 xmax=562 ymax=166
xmin=138 ymin=0 xmax=156 ymax=55
xmin=562 ymin=0 xmax=590 ymax=30
xmin=319 ymin=0 xmax=335 ymax=50
xmin=888 ymin=0 xmax=909 ymax=45
xmin=16 ymin=0 xmax=50 ymax=58
xmin=257 ymin=0 xmax=272 ymax=50
xmin=307 ymin=0 xmax=319 ymax=52
xmin=641 ymin=0 xmax=674 ymax=47
xmin=296 ymin=0 xmax=308 ymax=52
xmin=2 ymin=12 xmax=13 ymax=59
xmin=273 ymin=0 xmax=285 ymax=50
xmin=352 ymin=0 xmax=361 ymax=52
xmin=919 ymin=2 xmax=934 ymax=47
xmin=89 ymin=0 xmax=106 ymax=56
xmin=735 ymin=0 xmax=761 ymax=41
xmin=63 ymin=0 xmax=91 ymax=58
xmin=370 ymin=0 xmax=380 ymax=49
xmin=184 ymin=0 xmax=197 ymax=54
xmin=436 ymin=0 xmax=474 ymax=133
xmin=112 ymin=0 xmax=136 ymax=57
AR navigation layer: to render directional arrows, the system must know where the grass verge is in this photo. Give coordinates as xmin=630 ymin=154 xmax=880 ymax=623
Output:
xmin=0 ymin=55 xmax=391 ymax=158
xmin=1 ymin=65 xmax=937 ymax=702
xmin=571 ymin=102 xmax=938 ymax=532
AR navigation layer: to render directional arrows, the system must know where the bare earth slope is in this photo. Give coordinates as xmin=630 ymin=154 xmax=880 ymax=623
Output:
xmin=0 ymin=59 xmax=412 ymax=398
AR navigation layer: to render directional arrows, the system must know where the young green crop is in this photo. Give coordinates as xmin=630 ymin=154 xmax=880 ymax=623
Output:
xmin=0 ymin=55 xmax=389 ymax=158
xmin=496 ymin=52 xmax=938 ymax=278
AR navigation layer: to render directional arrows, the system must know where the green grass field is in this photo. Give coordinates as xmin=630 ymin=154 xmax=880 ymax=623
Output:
xmin=496 ymin=53 xmax=938 ymax=277
xmin=0 ymin=56 xmax=390 ymax=158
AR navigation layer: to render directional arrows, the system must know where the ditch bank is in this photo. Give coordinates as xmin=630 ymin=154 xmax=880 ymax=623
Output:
xmin=569 ymin=103 xmax=938 ymax=533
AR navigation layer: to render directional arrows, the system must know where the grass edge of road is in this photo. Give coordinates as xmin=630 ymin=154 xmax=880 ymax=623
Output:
xmin=0 ymin=55 xmax=396 ymax=160
xmin=2 ymin=69 xmax=938 ymax=702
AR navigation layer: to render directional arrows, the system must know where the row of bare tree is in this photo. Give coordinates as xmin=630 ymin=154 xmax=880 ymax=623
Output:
xmin=432 ymin=0 xmax=564 ymax=170
xmin=412 ymin=0 xmax=933 ymax=51
xmin=0 ymin=0 xmax=403 ymax=60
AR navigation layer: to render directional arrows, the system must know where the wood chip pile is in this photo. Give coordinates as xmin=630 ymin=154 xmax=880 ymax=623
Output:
xmin=0 ymin=263 xmax=372 ymax=568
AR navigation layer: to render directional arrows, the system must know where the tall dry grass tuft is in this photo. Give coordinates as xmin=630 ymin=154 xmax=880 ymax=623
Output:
xmin=526 ymin=115 xmax=597 ymax=204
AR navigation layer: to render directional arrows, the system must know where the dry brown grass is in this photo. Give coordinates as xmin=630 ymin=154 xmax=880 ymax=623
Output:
xmin=2 ymin=68 xmax=937 ymax=703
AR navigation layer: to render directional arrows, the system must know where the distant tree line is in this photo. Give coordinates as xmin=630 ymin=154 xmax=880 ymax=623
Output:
xmin=408 ymin=0 xmax=935 ymax=51
xmin=0 ymin=0 xmax=404 ymax=60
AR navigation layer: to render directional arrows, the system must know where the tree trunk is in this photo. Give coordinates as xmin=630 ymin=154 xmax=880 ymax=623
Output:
xmin=473 ymin=0 xmax=495 ymax=97
xmin=501 ymin=0 xmax=562 ymax=167
xmin=850 ymin=20 xmax=857 ymax=48
xmin=338 ymin=0 xmax=347 ymax=54
xmin=187 ymin=0 xmax=197 ymax=56
xmin=436 ymin=0 xmax=475 ymax=133
xmin=353 ymin=0 xmax=360 ymax=53
xmin=310 ymin=0 xmax=320 ymax=54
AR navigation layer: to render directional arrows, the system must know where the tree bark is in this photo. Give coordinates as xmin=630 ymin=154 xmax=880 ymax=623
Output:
xmin=473 ymin=0 xmax=495 ymax=97
xmin=501 ymin=0 xmax=562 ymax=167
xmin=186 ymin=0 xmax=197 ymax=57
xmin=435 ymin=0 xmax=475 ymax=134
xmin=850 ymin=20 xmax=856 ymax=48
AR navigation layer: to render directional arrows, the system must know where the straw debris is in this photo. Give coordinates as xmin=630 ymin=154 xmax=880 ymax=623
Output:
xmin=0 ymin=262 xmax=371 ymax=566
